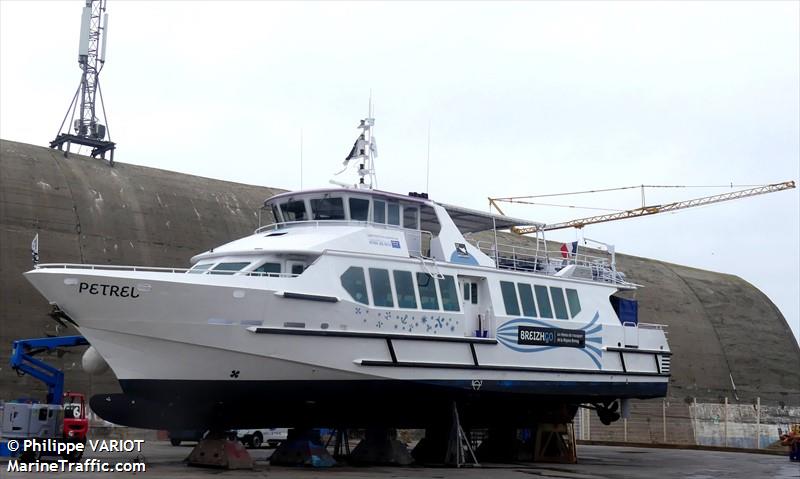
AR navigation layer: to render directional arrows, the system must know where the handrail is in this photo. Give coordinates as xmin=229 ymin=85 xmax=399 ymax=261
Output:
xmin=33 ymin=263 xmax=298 ymax=278
xmin=256 ymin=220 xmax=434 ymax=258
xmin=256 ymin=219 xmax=430 ymax=236
xmin=471 ymin=240 xmax=634 ymax=286
xmin=638 ymin=322 xmax=669 ymax=330
xmin=35 ymin=263 xmax=190 ymax=273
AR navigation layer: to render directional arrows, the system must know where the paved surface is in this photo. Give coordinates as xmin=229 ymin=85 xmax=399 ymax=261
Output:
xmin=2 ymin=441 xmax=797 ymax=478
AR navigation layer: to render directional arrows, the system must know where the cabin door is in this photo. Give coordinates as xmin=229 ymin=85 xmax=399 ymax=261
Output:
xmin=459 ymin=276 xmax=486 ymax=337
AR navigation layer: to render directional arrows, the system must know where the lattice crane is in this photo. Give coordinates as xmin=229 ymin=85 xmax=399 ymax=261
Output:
xmin=489 ymin=181 xmax=796 ymax=234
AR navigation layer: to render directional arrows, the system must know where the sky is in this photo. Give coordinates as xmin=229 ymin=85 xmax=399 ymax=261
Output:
xmin=1 ymin=1 xmax=798 ymax=342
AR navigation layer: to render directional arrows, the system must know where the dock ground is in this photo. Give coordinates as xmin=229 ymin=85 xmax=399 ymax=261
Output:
xmin=2 ymin=442 xmax=796 ymax=478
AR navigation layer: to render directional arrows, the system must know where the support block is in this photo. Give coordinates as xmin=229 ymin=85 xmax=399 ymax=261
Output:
xmin=186 ymin=437 xmax=253 ymax=469
xmin=269 ymin=428 xmax=336 ymax=467
xmin=349 ymin=428 xmax=413 ymax=465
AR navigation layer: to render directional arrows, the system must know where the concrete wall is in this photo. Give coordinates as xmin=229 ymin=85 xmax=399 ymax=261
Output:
xmin=0 ymin=139 xmax=283 ymax=401
xmin=1 ymin=138 xmax=798 ymax=413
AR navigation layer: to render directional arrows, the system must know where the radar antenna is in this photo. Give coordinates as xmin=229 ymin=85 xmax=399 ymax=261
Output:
xmin=50 ymin=0 xmax=116 ymax=165
xmin=334 ymin=98 xmax=378 ymax=189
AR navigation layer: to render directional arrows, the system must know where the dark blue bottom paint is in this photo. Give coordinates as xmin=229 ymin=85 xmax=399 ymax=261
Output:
xmin=90 ymin=379 xmax=667 ymax=430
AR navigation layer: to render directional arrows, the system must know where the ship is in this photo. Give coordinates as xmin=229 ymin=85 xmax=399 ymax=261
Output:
xmin=24 ymin=116 xmax=670 ymax=431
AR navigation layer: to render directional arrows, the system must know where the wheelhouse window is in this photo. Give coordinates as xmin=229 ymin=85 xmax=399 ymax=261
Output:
xmin=349 ymin=198 xmax=370 ymax=221
xmin=416 ymin=272 xmax=439 ymax=310
xmin=438 ymin=275 xmax=460 ymax=312
xmin=566 ymin=288 xmax=581 ymax=317
xmin=518 ymin=283 xmax=537 ymax=317
xmin=271 ymin=205 xmax=282 ymax=223
xmin=387 ymin=203 xmax=400 ymax=226
xmin=534 ymin=285 xmax=553 ymax=318
xmin=550 ymin=287 xmax=570 ymax=320
xmin=310 ymin=197 xmax=345 ymax=220
xmin=187 ymin=263 xmax=213 ymax=274
xmin=253 ymin=262 xmax=281 ymax=275
xmin=403 ymin=206 xmax=419 ymax=229
xmin=500 ymin=281 xmax=520 ymax=316
xmin=393 ymin=270 xmax=417 ymax=308
xmin=373 ymin=200 xmax=386 ymax=223
xmin=369 ymin=268 xmax=394 ymax=307
xmin=280 ymin=200 xmax=308 ymax=222
xmin=340 ymin=266 xmax=368 ymax=305
xmin=209 ymin=262 xmax=251 ymax=275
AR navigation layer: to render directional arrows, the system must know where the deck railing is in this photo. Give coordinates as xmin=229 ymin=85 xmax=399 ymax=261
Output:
xmin=33 ymin=263 xmax=299 ymax=278
xmin=256 ymin=220 xmax=434 ymax=258
xmin=35 ymin=263 xmax=191 ymax=273
xmin=472 ymin=241 xmax=632 ymax=285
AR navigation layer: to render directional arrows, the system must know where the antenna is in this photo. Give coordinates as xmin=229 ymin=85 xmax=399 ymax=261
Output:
xmin=426 ymin=121 xmax=431 ymax=194
xmin=50 ymin=0 xmax=116 ymax=165
xmin=300 ymin=128 xmax=304 ymax=190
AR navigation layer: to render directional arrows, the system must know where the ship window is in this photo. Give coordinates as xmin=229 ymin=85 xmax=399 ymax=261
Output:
xmin=369 ymin=268 xmax=394 ymax=307
xmin=534 ymin=285 xmax=553 ymax=318
xmin=420 ymin=205 xmax=442 ymax=235
xmin=253 ymin=262 xmax=281 ymax=276
xmin=518 ymin=283 xmax=537 ymax=317
xmin=349 ymin=198 xmax=370 ymax=221
xmin=187 ymin=263 xmax=213 ymax=274
xmin=403 ymin=206 xmax=419 ymax=229
xmin=291 ymin=264 xmax=306 ymax=275
xmin=340 ymin=266 xmax=368 ymax=305
xmin=374 ymin=200 xmax=386 ymax=223
xmin=271 ymin=205 xmax=282 ymax=223
xmin=566 ymin=289 xmax=581 ymax=317
xmin=500 ymin=281 xmax=520 ymax=316
xmin=551 ymin=287 xmax=570 ymax=320
xmin=471 ymin=283 xmax=478 ymax=304
xmin=416 ymin=272 xmax=440 ymax=310
xmin=463 ymin=282 xmax=470 ymax=301
xmin=280 ymin=200 xmax=308 ymax=222
xmin=310 ymin=197 xmax=345 ymax=220
xmin=387 ymin=203 xmax=400 ymax=226
xmin=438 ymin=275 xmax=460 ymax=312
xmin=209 ymin=262 xmax=251 ymax=275
xmin=393 ymin=271 xmax=417 ymax=308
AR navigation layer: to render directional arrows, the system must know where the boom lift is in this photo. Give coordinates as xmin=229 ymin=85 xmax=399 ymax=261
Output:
xmin=10 ymin=336 xmax=89 ymax=404
xmin=1 ymin=335 xmax=90 ymax=460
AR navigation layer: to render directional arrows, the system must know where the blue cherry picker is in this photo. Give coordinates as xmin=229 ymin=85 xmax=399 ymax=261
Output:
xmin=0 ymin=335 xmax=90 ymax=460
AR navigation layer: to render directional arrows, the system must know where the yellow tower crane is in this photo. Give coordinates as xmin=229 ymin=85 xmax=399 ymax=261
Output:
xmin=488 ymin=181 xmax=796 ymax=234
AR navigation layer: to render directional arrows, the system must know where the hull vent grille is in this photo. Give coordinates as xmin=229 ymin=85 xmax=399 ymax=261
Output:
xmin=659 ymin=355 xmax=671 ymax=374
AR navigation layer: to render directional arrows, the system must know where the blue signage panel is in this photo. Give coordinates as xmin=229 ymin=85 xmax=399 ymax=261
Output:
xmin=517 ymin=326 xmax=585 ymax=348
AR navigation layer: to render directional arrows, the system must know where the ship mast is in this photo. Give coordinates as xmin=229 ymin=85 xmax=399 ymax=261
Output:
xmin=336 ymin=98 xmax=378 ymax=189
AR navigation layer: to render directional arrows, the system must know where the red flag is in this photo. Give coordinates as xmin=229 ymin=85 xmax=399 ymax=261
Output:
xmin=560 ymin=243 xmax=569 ymax=258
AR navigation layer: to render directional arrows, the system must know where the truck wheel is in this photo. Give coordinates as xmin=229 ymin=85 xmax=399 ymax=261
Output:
xmin=249 ymin=432 xmax=263 ymax=449
xmin=170 ymin=438 xmax=182 ymax=446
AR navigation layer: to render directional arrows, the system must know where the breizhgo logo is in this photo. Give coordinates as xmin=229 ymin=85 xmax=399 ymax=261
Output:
xmin=496 ymin=312 xmax=604 ymax=368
